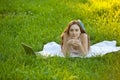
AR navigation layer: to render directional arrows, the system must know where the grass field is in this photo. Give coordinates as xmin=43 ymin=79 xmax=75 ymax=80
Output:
xmin=0 ymin=0 xmax=120 ymax=80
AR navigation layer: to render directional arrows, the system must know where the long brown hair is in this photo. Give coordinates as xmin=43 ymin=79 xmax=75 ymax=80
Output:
xmin=61 ymin=20 xmax=90 ymax=50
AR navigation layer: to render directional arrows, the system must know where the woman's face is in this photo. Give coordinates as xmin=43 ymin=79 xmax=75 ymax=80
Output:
xmin=69 ymin=24 xmax=81 ymax=39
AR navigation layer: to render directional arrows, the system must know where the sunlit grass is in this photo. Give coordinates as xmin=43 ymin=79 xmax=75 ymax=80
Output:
xmin=0 ymin=0 xmax=120 ymax=80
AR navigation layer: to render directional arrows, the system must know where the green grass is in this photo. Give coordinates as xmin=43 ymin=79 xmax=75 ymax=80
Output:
xmin=0 ymin=0 xmax=120 ymax=80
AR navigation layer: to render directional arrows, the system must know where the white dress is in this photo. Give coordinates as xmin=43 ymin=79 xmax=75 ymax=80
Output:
xmin=37 ymin=40 xmax=120 ymax=58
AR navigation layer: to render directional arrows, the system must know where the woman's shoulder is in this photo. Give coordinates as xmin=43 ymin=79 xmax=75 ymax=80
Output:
xmin=80 ymin=33 xmax=88 ymax=38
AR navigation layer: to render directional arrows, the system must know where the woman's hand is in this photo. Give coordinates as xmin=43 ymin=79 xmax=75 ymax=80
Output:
xmin=67 ymin=39 xmax=81 ymax=47
xmin=67 ymin=39 xmax=74 ymax=45
xmin=72 ymin=39 xmax=82 ymax=47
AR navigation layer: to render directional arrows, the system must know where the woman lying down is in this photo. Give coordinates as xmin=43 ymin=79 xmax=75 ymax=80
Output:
xmin=22 ymin=20 xmax=120 ymax=58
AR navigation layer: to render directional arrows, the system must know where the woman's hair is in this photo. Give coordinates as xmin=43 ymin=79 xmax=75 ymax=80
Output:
xmin=61 ymin=20 xmax=90 ymax=50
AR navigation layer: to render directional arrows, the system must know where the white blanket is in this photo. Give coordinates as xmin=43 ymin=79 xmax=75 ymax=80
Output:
xmin=37 ymin=40 xmax=120 ymax=57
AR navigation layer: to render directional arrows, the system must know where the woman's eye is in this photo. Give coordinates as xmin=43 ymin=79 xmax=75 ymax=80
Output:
xmin=76 ymin=29 xmax=78 ymax=32
xmin=70 ymin=29 xmax=73 ymax=32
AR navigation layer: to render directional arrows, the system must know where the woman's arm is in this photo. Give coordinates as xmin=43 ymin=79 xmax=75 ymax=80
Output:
xmin=71 ymin=33 xmax=88 ymax=56
xmin=79 ymin=33 xmax=89 ymax=55
xmin=62 ymin=33 xmax=89 ymax=56
xmin=61 ymin=33 xmax=69 ymax=56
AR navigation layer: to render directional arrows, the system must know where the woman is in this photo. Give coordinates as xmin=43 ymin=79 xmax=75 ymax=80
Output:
xmin=38 ymin=19 xmax=120 ymax=57
xmin=61 ymin=20 xmax=90 ymax=56
xmin=22 ymin=20 xmax=120 ymax=57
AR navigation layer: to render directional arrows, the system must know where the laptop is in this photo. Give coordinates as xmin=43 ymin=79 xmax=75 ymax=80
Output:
xmin=21 ymin=43 xmax=35 ymax=55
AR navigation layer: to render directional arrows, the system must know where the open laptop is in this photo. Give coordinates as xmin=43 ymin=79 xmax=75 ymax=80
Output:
xmin=21 ymin=43 xmax=35 ymax=55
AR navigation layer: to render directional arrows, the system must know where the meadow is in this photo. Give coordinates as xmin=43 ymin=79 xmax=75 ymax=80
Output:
xmin=0 ymin=0 xmax=120 ymax=80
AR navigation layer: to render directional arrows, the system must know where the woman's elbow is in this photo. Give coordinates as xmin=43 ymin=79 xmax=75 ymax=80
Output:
xmin=81 ymin=50 xmax=88 ymax=56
